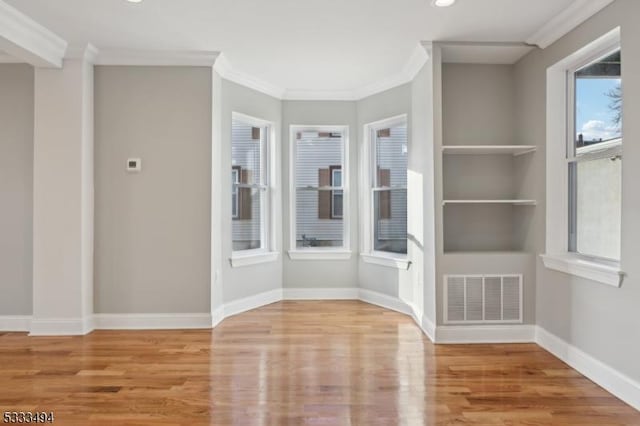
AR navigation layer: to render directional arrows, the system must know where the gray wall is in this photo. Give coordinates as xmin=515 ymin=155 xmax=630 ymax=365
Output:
xmin=357 ymin=84 xmax=411 ymax=297
xmin=219 ymin=79 xmax=283 ymax=303
xmin=0 ymin=64 xmax=34 ymax=316
xmin=283 ymin=101 xmax=358 ymax=288
xmin=515 ymin=0 xmax=640 ymax=381
xmin=437 ymin=61 xmax=536 ymax=324
xmin=94 ymin=66 xmax=212 ymax=314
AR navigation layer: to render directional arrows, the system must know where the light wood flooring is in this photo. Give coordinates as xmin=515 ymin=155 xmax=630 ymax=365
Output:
xmin=1 ymin=301 xmax=639 ymax=425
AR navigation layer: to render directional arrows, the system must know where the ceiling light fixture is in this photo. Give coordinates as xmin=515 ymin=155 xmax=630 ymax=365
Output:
xmin=126 ymin=0 xmax=143 ymax=3
xmin=432 ymin=0 xmax=456 ymax=7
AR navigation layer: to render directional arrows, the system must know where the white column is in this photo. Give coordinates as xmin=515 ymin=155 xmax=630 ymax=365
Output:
xmin=31 ymin=46 xmax=96 ymax=335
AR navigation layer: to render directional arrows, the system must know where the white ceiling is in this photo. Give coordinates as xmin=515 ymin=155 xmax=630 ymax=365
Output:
xmin=5 ymin=0 xmax=576 ymax=93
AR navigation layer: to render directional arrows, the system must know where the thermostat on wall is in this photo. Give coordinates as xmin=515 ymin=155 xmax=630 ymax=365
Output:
xmin=127 ymin=158 xmax=142 ymax=173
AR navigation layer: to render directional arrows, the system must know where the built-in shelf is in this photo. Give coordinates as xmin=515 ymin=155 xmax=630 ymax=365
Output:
xmin=443 ymin=199 xmax=537 ymax=206
xmin=442 ymin=145 xmax=537 ymax=156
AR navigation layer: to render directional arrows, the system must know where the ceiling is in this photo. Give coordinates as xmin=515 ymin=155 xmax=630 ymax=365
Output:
xmin=5 ymin=0 xmax=576 ymax=94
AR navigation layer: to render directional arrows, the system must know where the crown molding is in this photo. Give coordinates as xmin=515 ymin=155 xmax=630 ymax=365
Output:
xmin=95 ymin=48 xmax=219 ymax=66
xmin=526 ymin=0 xmax=616 ymax=49
xmin=0 ymin=0 xmax=67 ymax=68
xmin=214 ymin=53 xmax=286 ymax=99
xmin=65 ymin=43 xmax=99 ymax=64
xmin=216 ymin=43 xmax=429 ymax=102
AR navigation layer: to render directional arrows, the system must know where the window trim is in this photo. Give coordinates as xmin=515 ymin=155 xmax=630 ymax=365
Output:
xmin=330 ymin=166 xmax=343 ymax=219
xmin=542 ymin=27 xmax=625 ymax=287
xmin=288 ymin=125 xmax=351 ymax=260
xmin=360 ymin=114 xmax=409 ymax=268
xmin=230 ymin=112 xmax=278 ymax=266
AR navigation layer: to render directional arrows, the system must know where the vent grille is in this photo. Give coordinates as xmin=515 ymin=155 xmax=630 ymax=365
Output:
xmin=444 ymin=275 xmax=523 ymax=324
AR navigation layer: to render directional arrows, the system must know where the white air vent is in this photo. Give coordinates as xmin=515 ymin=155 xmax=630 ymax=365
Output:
xmin=444 ymin=275 xmax=523 ymax=324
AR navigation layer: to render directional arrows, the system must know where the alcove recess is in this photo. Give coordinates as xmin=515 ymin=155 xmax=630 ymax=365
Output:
xmin=440 ymin=42 xmax=537 ymax=255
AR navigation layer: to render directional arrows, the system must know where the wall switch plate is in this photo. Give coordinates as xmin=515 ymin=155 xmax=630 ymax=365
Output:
xmin=127 ymin=158 xmax=142 ymax=173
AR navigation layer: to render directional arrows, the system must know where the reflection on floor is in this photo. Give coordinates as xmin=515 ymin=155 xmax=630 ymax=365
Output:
xmin=1 ymin=300 xmax=638 ymax=425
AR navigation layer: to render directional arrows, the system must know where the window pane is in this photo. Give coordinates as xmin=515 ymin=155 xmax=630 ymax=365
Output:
xmin=294 ymin=130 xmax=345 ymax=248
xmin=576 ymin=156 xmax=622 ymax=260
xmin=232 ymin=120 xmax=263 ymax=185
xmin=373 ymin=123 xmax=407 ymax=254
xmin=374 ymin=189 xmax=407 ymax=254
xmin=375 ymin=125 xmax=408 ymax=187
xmin=232 ymin=119 xmax=265 ymax=251
xmin=232 ymin=188 xmax=263 ymax=251
xmin=296 ymin=188 xmax=343 ymax=248
xmin=575 ymin=50 xmax=621 ymax=152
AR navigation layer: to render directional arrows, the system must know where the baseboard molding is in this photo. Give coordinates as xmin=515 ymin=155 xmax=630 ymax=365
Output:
xmin=357 ymin=289 xmax=412 ymax=315
xmin=211 ymin=305 xmax=225 ymax=328
xmin=0 ymin=315 xmax=32 ymax=332
xmin=435 ymin=324 xmax=536 ymax=344
xmin=29 ymin=317 xmax=94 ymax=336
xmin=223 ymin=288 xmax=283 ymax=319
xmin=94 ymin=313 xmax=212 ymax=330
xmin=283 ymin=287 xmax=359 ymax=300
xmin=535 ymin=326 xmax=640 ymax=411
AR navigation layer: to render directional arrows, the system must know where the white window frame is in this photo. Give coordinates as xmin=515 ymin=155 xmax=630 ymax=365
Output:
xmin=231 ymin=168 xmax=239 ymax=219
xmin=360 ymin=114 xmax=410 ymax=270
xmin=230 ymin=112 xmax=279 ymax=267
xmin=288 ymin=125 xmax=351 ymax=261
xmin=331 ymin=168 xmax=343 ymax=219
xmin=541 ymin=28 xmax=625 ymax=287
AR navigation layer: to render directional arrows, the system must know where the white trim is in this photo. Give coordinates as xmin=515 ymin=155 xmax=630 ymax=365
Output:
xmin=0 ymin=0 xmax=67 ymax=68
xmin=541 ymin=254 xmax=624 ymax=287
xmin=358 ymin=289 xmax=411 ymax=316
xmin=435 ymin=325 xmax=536 ymax=344
xmin=96 ymin=48 xmax=219 ymax=66
xmin=0 ymin=315 xmax=31 ymax=332
xmin=360 ymin=253 xmax=411 ymax=270
xmin=536 ymin=326 xmax=640 ymax=411
xmin=287 ymin=250 xmax=352 ymax=261
xmin=283 ymin=287 xmax=359 ymax=300
xmin=526 ymin=0 xmax=616 ymax=49
xmin=222 ymin=288 xmax=283 ymax=319
xmin=441 ymin=145 xmax=537 ymax=156
xmin=29 ymin=317 xmax=94 ymax=336
xmin=214 ymin=45 xmax=428 ymax=101
xmin=211 ymin=305 xmax=225 ymax=328
xmin=230 ymin=251 xmax=279 ymax=267
xmin=443 ymin=199 xmax=537 ymax=206
xmin=214 ymin=53 xmax=285 ymax=99
xmin=65 ymin=43 xmax=99 ymax=63
xmin=94 ymin=313 xmax=212 ymax=330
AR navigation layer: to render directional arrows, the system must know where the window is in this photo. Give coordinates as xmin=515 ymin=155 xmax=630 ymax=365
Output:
xmin=542 ymin=28 xmax=624 ymax=287
xmin=231 ymin=113 xmax=271 ymax=254
xmin=363 ymin=116 xmax=408 ymax=259
xmin=289 ymin=126 xmax=350 ymax=258
xmin=568 ymin=48 xmax=622 ymax=261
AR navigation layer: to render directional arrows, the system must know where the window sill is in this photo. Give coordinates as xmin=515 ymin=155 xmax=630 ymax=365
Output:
xmin=361 ymin=252 xmax=411 ymax=270
xmin=230 ymin=251 xmax=279 ymax=268
xmin=541 ymin=253 xmax=625 ymax=288
xmin=288 ymin=249 xmax=352 ymax=261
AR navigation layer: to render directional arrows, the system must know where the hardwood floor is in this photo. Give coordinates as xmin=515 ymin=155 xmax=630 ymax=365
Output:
xmin=1 ymin=301 xmax=638 ymax=425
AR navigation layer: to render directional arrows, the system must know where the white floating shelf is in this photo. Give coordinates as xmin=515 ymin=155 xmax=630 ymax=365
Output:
xmin=442 ymin=145 xmax=537 ymax=156
xmin=443 ymin=199 xmax=537 ymax=206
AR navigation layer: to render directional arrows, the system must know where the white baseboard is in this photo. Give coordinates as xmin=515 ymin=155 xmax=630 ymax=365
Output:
xmin=0 ymin=315 xmax=32 ymax=332
xmin=211 ymin=305 xmax=225 ymax=328
xmin=535 ymin=326 xmax=640 ymax=411
xmin=94 ymin=313 xmax=212 ymax=330
xmin=357 ymin=289 xmax=412 ymax=315
xmin=223 ymin=288 xmax=283 ymax=319
xmin=29 ymin=317 xmax=94 ymax=336
xmin=283 ymin=287 xmax=359 ymax=300
xmin=435 ymin=324 xmax=536 ymax=344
